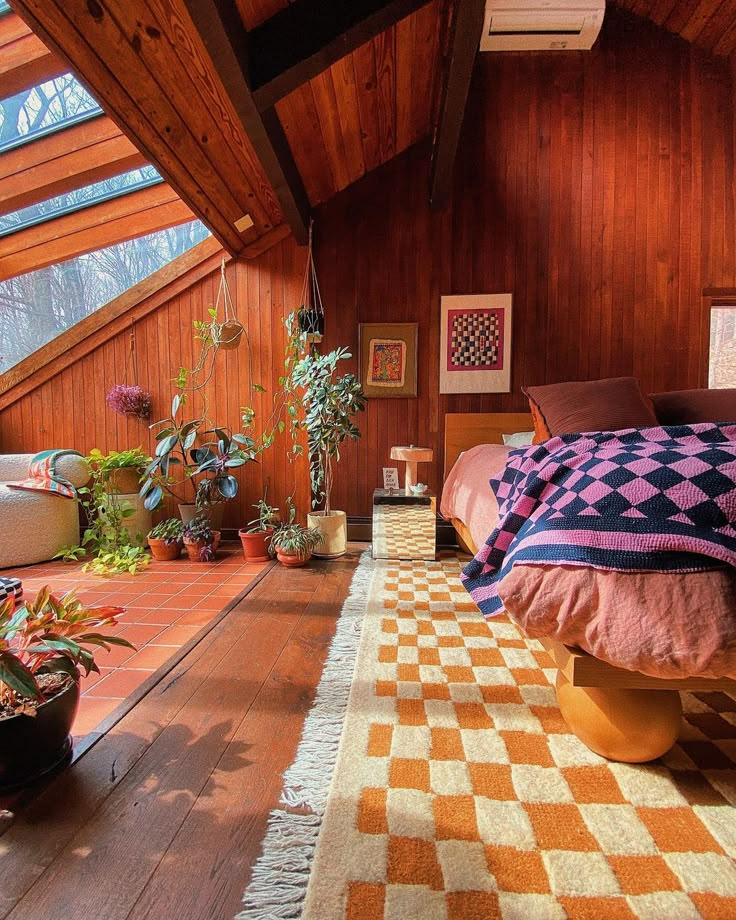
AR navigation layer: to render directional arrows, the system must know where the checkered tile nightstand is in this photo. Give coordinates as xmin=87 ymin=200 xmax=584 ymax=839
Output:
xmin=372 ymin=489 xmax=436 ymax=561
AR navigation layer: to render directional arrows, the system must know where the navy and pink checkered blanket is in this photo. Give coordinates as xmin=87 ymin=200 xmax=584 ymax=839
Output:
xmin=462 ymin=423 xmax=736 ymax=617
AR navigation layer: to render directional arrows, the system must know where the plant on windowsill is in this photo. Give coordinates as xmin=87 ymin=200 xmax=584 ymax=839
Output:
xmin=182 ymin=516 xmax=221 ymax=563
xmin=147 ymin=518 xmax=185 ymax=562
xmin=0 ymin=588 xmax=134 ymax=790
xmin=238 ymin=489 xmax=280 ymax=563
xmin=290 ymin=347 xmax=365 ymax=559
xmin=269 ymin=499 xmax=324 ymax=568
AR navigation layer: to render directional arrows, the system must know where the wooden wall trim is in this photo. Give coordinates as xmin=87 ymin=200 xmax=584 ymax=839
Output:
xmin=0 ymin=13 xmax=65 ymax=97
xmin=0 ymin=115 xmax=147 ymax=214
xmin=0 ymin=236 xmax=225 ymax=409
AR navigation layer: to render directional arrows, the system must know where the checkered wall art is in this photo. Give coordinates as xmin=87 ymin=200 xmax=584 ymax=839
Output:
xmin=440 ymin=295 xmax=512 ymax=394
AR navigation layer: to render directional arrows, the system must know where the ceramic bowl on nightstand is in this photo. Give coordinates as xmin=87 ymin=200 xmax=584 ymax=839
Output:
xmin=409 ymin=483 xmax=428 ymax=495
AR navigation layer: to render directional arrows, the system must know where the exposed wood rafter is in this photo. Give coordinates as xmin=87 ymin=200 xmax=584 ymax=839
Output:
xmin=0 ymin=12 xmax=65 ymax=98
xmin=429 ymin=0 xmax=485 ymax=211
xmin=249 ymin=0 xmax=431 ymax=110
xmin=181 ymin=0 xmax=310 ymax=245
xmin=0 ymin=115 xmax=146 ymax=214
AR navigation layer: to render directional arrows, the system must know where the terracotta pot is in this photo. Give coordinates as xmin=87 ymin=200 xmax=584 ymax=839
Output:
xmin=275 ymin=546 xmax=312 ymax=568
xmin=183 ymin=532 xmax=221 ymax=562
xmin=148 ymin=537 xmax=182 ymax=561
xmin=239 ymin=527 xmax=274 ymax=563
xmin=103 ymin=467 xmax=143 ymax=494
xmin=0 ymin=679 xmax=79 ymax=791
xmin=179 ymin=502 xmax=225 ymax=530
xmin=215 ymin=320 xmax=244 ymax=350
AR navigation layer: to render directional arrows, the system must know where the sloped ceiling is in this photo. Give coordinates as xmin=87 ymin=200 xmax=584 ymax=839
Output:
xmin=614 ymin=1 xmax=736 ymax=58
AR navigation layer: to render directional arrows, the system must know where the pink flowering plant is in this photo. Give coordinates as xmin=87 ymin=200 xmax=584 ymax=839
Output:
xmin=106 ymin=384 xmax=153 ymax=420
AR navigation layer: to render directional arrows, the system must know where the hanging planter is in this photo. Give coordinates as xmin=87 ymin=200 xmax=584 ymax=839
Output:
xmin=297 ymin=222 xmax=325 ymax=344
xmin=208 ymin=261 xmax=244 ymax=351
xmin=106 ymin=327 xmax=152 ymax=418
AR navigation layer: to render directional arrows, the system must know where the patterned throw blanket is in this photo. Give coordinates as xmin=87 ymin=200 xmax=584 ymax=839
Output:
xmin=5 ymin=449 xmax=82 ymax=500
xmin=462 ymin=423 xmax=736 ymax=616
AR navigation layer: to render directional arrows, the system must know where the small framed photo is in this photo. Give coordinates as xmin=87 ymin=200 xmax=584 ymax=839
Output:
xmin=359 ymin=322 xmax=418 ymax=398
xmin=383 ymin=467 xmax=400 ymax=490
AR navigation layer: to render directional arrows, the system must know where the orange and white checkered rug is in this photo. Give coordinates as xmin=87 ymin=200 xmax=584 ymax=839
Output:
xmin=244 ymin=554 xmax=736 ymax=920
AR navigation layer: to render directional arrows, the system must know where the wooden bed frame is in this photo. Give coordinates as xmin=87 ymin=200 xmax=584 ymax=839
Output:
xmin=444 ymin=412 xmax=736 ymax=763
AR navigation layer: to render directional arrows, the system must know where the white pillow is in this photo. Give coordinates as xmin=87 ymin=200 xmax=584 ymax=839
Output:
xmin=502 ymin=431 xmax=535 ymax=447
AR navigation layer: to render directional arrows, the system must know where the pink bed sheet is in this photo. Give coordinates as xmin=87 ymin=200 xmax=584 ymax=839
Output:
xmin=443 ymin=443 xmax=736 ymax=679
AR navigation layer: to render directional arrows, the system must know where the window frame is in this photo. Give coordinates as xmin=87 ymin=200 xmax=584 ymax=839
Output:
xmin=704 ymin=288 xmax=736 ymax=389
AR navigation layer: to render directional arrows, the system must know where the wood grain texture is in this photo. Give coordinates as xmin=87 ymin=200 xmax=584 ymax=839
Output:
xmin=614 ymin=0 xmax=736 ymax=56
xmin=0 ymin=116 xmax=146 ymax=214
xmin=443 ymin=412 xmax=534 ymax=476
xmin=0 ymin=553 xmax=360 ymax=920
xmin=0 ymin=12 xmax=65 ymax=97
xmin=275 ymin=1 xmax=442 ymax=206
xmin=314 ymin=8 xmax=736 ymax=516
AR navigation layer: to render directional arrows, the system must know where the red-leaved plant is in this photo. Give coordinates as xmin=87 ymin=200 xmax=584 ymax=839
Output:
xmin=0 ymin=589 xmax=134 ymax=715
xmin=106 ymin=384 xmax=152 ymax=419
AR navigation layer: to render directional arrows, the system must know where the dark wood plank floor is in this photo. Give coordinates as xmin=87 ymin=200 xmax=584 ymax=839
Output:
xmin=0 ymin=548 xmax=363 ymax=920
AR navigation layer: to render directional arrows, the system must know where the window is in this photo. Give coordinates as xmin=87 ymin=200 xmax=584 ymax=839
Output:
xmin=0 ymin=73 xmax=103 ymax=152
xmin=0 ymin=220 xmax=211 ymax=372
xmin=0 ymin=165 xmax=163 ymax=237
xmin=709 ymin=304 xmax=736 ymax=388
xmin=0 ymin=1 xmax=10 ymax=14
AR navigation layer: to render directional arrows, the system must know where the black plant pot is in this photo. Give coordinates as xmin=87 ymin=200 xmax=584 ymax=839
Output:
xmin=297 ymin=307 xmax=324 ymax=340
xmin=0 ymin=679 xmax=80 ymax=791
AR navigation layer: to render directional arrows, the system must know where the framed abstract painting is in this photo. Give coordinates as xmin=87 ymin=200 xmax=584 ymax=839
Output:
xmin=439 ymin=294 xmax=512 ymax=393
xmin=359 ymin=322 xmax=418 ymax=398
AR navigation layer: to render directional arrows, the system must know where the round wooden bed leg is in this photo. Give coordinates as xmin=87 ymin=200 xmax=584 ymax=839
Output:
xmin=555 ymin=673 xmax=683 ymax=763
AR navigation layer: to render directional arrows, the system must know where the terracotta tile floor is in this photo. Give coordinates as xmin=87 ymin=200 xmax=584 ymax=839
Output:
xmin=2 ymin=543 xmax=269 ymax=740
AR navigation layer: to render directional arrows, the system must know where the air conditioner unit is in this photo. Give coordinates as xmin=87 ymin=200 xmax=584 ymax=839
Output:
xmin=480 ymin=0 xmax=605 ymax=52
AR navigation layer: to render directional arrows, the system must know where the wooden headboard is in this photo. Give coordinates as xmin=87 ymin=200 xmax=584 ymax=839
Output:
xmin=444 ymin=412 xmax=534 ymax=478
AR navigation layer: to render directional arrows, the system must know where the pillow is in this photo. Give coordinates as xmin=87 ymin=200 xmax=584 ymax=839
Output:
xmin=528 ymin=399 xmax=551 ymax=443
xmin=523 ymin=377 xmax=658 ymax=437
xmin=502 ymin=431 xmax=535 ymax=447
xmin=650 ymin=389 xmax=736 ymax=425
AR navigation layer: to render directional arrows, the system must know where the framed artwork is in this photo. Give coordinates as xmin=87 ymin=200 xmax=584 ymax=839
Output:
xmin=359 ymin=322 xmax=418 ymax=398
xmin=439 ymin=294 xmax=512 ymax=394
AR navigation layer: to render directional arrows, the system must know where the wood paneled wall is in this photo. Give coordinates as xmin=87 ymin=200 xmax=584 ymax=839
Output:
xmin=0 ymin=238 xmax=309 ymax=528
xmin=315 ymin=9 xmax=736 ymax=516
xmin=2 ymin=10 xmax=735 ymax=522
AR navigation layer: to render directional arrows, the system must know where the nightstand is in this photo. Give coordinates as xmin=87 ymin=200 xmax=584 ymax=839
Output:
xmin=372 ymin=489 xmax=437 ymax=561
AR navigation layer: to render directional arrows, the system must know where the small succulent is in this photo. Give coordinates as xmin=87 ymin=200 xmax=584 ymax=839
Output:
xmin=148 ymin=518 xmax=184 ymax=545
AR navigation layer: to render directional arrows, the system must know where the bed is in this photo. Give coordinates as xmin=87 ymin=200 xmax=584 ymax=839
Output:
xmin=441 ymin=411 xmax=736 ymax=763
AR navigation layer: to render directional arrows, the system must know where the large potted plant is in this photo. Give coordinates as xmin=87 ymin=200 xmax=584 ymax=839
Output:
xmin=139 ymin=395 xmax=256 ymax=528
xmin=89 ymin=447 xmax=150 ymax=495
xmin=239 ymin=490 xmax=279 ymax=563
xmin=0 ymin=588 xmax=133 ymax=789
xmin=290 ymin=347 xmax=365 ymax=558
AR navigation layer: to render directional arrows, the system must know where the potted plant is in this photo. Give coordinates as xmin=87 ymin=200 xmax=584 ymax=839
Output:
xmin=0 ymin=588 xmax=134 ymax=789
xmin=270 ymin=501 xmax=324 ymax=567
xmin=89 ymin=447 xmax=151 ymax=495
xmin=139 ymin=395 xmax=256 ymax=529
xmin=147 ymin=518 xmax=184 ymax=561
xmin=290 ymin=347 xmax=365 ymax=558
xmin=106 ymin=384 xmax=152 ymax=420
xmin=239 ymin=491 xmax=280 ymax=563
xmin=182 ymin=516 xmax=221 ymax=562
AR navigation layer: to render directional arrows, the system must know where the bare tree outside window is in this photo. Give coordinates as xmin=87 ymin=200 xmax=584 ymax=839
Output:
xmin=709 ymin=306 xmax=736 ymax=388
xmin=0 ymin=221 xmax=210 ymax=372
xmin=0 ymin=73 xmax=101 ymax=148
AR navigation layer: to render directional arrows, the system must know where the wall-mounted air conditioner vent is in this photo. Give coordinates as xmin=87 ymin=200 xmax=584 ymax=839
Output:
xmin=481 ymin=0 xmax=605 ymax=52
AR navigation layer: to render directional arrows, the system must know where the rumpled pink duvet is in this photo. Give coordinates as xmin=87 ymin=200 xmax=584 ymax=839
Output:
xmin=443 ymin=444 xmax=736 ymax=679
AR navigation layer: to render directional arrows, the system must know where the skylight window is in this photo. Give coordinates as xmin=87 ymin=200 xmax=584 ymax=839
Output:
xmin=0 ymin=1 xmax=10 ymax=14
xmin=0 ymin=220 xmax=211 ymax=373
xmin=0 ymin=72 xmax=102 ymax=152
xmin=0 ymin=165 xmax=164 ymax=237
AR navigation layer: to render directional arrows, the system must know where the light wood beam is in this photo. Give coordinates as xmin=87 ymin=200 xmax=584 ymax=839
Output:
xmin=0 ymin=13 xmax=65 ymax=97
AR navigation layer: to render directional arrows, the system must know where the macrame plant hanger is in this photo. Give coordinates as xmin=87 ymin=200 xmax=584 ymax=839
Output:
xmin=298 ymin=221 xmax=324 ymax=345
xmin=211 ymin=258 xmax=244 ymax=351
xmin=105 ymin=320 xmax=153 ymax=419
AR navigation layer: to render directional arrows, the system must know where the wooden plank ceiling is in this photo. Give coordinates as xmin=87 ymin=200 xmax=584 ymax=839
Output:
xmin=614 ymin=1 xmax=736 ymax=58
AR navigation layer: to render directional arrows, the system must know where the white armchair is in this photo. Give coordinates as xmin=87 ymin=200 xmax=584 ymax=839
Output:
xmin=0 ymin=454 xmax=90 ymax=569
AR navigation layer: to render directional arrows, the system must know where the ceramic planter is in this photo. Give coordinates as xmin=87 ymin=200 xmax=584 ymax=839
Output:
xmin=148 ymin=537 xmax=182 ymax=561
xmin=308 ymin=510 xmax=347 ymax=559
xmin=103 ymin=467 xmax=143 ymax=493
xmin=179 ymin=502 xmax=224 ymax=530
xmin=275 ymin=546 xmax=312 ymax=568
xmin=183 ymin=532 xmax=221 ymax=562
xmin=239 ymin=527 xmax=274 ymax=562
xmin=0 ymin=679 xmax=80 ymax=791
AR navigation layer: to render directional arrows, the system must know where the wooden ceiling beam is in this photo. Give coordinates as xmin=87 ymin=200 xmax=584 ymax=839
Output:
xmin=182 ymin=0 xmax=310 ymax=245
xmin=0 ymin=183 xmax=194 ymax=280
xmin=0 ymin=115 xmax=146 ymax=213
xmin=249 ymin=0 xmax=431 ymax=110
xmin=429 ymin=0 xmax=485 ymax=211
xmin=0 ymin=14 xmax=65 ymax=97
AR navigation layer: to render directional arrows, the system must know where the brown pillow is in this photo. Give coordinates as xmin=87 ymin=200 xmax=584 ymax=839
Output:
xmin=651 ymin=389 xmax=736 ymax=425
xmin=523 ymin=377 xmax=658 ymax=437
